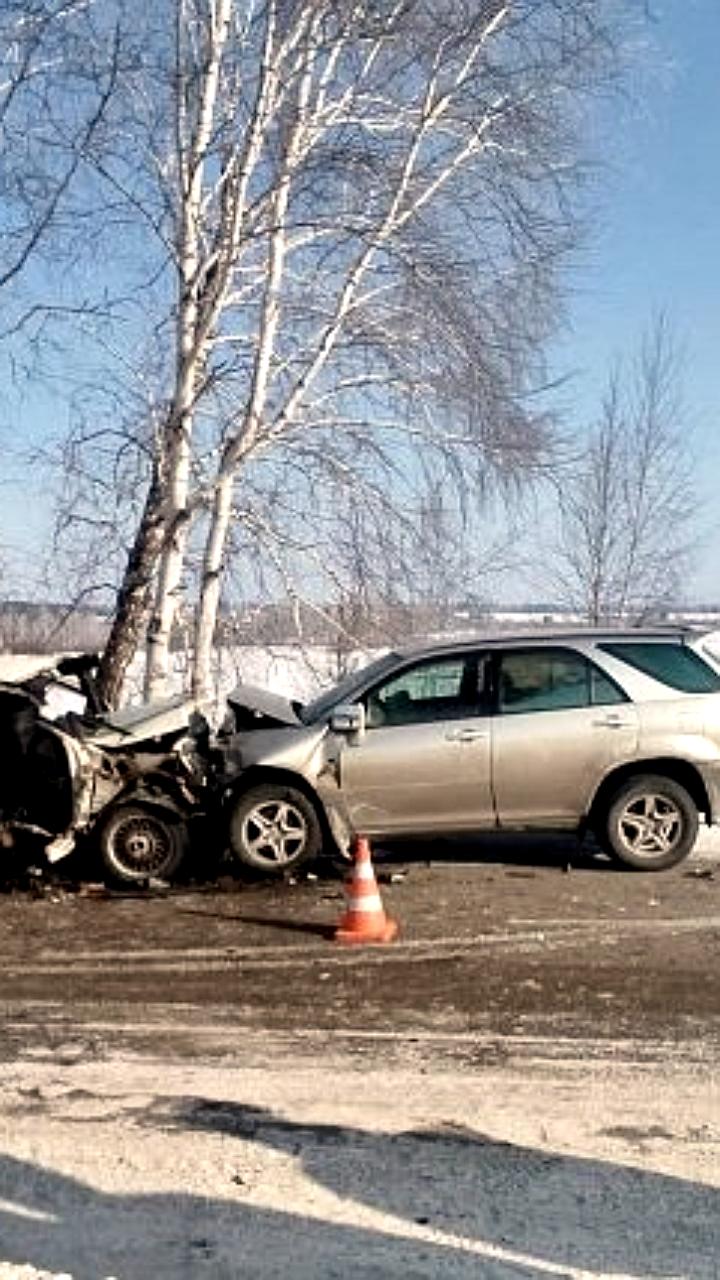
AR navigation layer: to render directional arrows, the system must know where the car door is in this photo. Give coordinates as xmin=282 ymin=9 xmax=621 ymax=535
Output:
xmin=491 ymin=646 xmax=638 ymax=826
xmin=338 ymin=651 xmax=494 ymax=834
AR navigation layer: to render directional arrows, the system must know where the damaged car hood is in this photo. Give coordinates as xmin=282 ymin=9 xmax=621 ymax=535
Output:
xmin=87 ymin=695 xmax=197 ymax=748
xmin=226 ymin=682 xmax=303 ymax=728
xmin=0 ymin=653 xmax=72 ymax=684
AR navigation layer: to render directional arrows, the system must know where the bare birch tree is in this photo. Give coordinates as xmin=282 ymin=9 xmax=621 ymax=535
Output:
xmin=73 ymin=0 xmax=629 ymax=706
xmin=0 ymin=2 xmax=118 ymax=343
xmin=0 ymin=2 xmax=124 ymax=610
xmin=552 ymin=316 xmax=697 ymax=623
xmin=211 ymin=470 xmax=520 ymax=680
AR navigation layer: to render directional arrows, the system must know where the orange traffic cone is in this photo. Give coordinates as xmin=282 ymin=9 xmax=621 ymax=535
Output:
xmin=334 ymin=836 xmax=399 ymax=945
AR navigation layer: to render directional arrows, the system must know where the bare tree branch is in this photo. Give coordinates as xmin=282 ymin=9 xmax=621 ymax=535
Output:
xmin=550 ymin=315 xmax=698 ymax=623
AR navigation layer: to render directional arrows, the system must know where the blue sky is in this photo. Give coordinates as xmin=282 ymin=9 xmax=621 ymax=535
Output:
xmin=1 ymin=1 xmax=718 ymax=606
xmin=548 ymin=0 xmax=720 ymax=601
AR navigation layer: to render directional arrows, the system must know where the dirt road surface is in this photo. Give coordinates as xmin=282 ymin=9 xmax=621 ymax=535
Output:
xmin=0 ymin=830 xmax=719 ymax=1278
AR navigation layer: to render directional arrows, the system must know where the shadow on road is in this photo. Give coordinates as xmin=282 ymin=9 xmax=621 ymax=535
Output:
xmin=376 ymin=831 xmax=616 ymax=874
xmin=1 ymin=1098 xmax=716 ymax=1278
xmin=216 ymin=913 xmax=338 ymax=939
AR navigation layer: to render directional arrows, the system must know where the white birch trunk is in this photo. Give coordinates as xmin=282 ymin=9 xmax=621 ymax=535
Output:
xmin=144 ymin=0 xmax=232 ymax=701
xmin=189 ymin=118 xmax=430 ymax=696
xmin=192 ymin=471 xmax=234 ymax=701
xmin=191 ymin=27 xmax=313 ymax=700
xmin=143 ymin=385 xmax=195 ymax=701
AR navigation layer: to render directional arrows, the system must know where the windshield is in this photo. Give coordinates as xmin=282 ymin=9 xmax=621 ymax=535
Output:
xmin=301 ymin=652 xmax=397 ymax=723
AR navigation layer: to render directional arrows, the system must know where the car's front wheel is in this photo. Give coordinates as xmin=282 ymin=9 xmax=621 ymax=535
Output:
xmin=599 ymin=774 xmax=699 ymax=871
xmin=97 ymin=803 xmax=188 ymax=886
xmin=228 ymin=783 xmax=322 ymax=874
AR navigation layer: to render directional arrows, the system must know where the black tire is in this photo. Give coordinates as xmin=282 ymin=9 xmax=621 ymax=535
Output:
xmin=599 ymin=774 xmax=699 ymax=871
xmin=97 ymin=803 xmax=188 ymax=886
xmin=228 ymin=783 xmax=322 ymax=874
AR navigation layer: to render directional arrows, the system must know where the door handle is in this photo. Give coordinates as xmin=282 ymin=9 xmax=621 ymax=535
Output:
xmin=445 ymin=728 xmax=488 ymax=742
xmin=592 ymin=715 xmax=629 ymax=729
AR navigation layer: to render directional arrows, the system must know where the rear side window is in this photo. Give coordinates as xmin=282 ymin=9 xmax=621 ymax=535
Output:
xmin=599 ymin=643 xmax=720 ymax=694
xmin=498 ymin=648 xmax=627 ymax=715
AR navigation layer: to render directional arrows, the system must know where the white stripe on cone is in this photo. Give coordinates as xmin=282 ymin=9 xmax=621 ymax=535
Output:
xmin=345 ymin=892 xmax=384 ymax=914
xmin=353 ymin=862 xmax=374 ymax=880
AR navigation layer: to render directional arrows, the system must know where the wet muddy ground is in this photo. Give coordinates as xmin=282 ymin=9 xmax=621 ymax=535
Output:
xmin=1 ymin=831 xmax=719 ymax=1059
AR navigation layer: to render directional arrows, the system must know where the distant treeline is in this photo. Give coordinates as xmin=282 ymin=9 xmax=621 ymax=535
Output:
xmin=0 ymin=602 xmax=110 ymax=654
xmin=2 ymin=598 xmax=719 ymax=657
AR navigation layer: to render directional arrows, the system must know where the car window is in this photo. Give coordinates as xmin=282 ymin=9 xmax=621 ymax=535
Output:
xmin=302 ymin=651 xmax=398 ymax=723
xmin=365 ymin=655 xmax=485 ymax=727
xmin=590 ymin=665 xmax=627 ymax=706
xmin=598 ymin=642 xmax=720 ymax=694
xmin=699 ymin=638 xmax=720 ymax=672
xmin=498 ymin=648 xmax=627 ymax=714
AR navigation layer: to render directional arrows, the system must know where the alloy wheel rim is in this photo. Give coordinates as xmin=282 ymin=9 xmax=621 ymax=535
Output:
xmin=243 ymin=800 xmax=307 ymax=865
xmin=617 ymin=793 xmax=683 ymax=858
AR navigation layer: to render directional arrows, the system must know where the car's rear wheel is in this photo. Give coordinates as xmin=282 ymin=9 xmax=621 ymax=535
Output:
xmin=599 ymin=774 xmax=699 ymax=871
xmin=97 ymin=803 xmax=188 ymax=886
xmin=228 ymin=783 xmax=322 ymax=874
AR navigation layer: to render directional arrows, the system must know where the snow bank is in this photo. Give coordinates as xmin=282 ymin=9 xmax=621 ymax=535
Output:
xmin=0 ymin=1269 xmax=115 ymax=1280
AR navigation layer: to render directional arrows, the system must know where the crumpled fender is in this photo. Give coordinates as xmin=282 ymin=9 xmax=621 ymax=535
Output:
xmin=43 ymin=734 xmax=106 ymax=861
xmin=226 ymin=721 xmax=356 ymax=857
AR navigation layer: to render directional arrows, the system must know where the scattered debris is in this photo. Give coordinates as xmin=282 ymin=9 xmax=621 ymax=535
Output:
xmin=146 ymin=877 xmax=171 ymax=893
xmin=78 ymin=882 xmax=110 ymax=899
xmin=377 ymin=868 xmax=408 ymax=885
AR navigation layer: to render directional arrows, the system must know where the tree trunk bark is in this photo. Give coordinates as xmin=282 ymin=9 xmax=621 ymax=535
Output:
xmin=141 ymin=0 xmax=233 ymax=702
xmin=144 ymin=411 xmax=193 ymax=701
xmin=96 ymin=466 xmax=167 ymax=709
xmin=192 ymin=472 xmax=233 ymax=702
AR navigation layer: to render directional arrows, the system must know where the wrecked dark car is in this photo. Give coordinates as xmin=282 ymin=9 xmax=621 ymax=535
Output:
xmin=0 ymin=654 xmax=208 ymax=885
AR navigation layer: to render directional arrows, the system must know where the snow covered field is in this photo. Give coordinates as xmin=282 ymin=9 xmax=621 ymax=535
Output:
xmin=127 ymin=643 xmax=380 ymax=706
xmin=0 ymin=645 xmax=383 ymax=722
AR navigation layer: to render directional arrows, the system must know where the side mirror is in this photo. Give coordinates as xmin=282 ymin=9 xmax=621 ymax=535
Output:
xmin=329 ymin=702 xmax=366 ymax=740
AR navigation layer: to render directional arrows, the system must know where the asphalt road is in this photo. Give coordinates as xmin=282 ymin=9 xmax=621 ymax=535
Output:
xmin=1 ymin=827 xmax=720 ymax=1052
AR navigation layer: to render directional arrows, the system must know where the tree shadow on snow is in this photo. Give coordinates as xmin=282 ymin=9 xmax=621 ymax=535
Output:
xmin=1 ymin=1102 xmax=717 ymax=1279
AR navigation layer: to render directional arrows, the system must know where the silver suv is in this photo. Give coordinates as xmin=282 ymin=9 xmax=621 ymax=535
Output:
xmin=218 ymin=628 xmax=720 ymax=875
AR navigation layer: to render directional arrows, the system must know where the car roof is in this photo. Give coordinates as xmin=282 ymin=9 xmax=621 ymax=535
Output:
xmin=391 ymin=625 xmax=702 ymax=660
